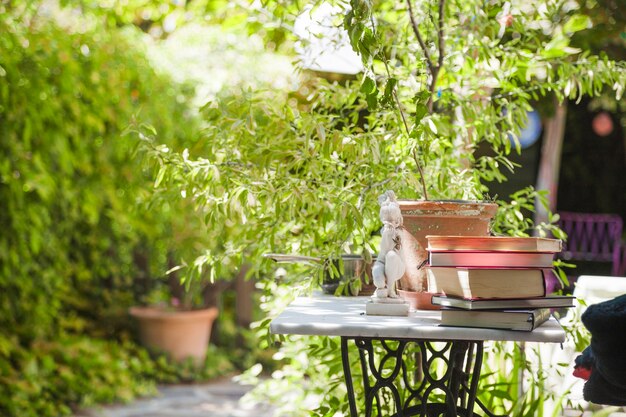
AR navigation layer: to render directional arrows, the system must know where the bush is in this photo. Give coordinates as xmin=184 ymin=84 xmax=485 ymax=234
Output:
xmin=0 ymin=336 xmax=157 ymax=417
xmin=0 ymin=6 xmax=210 ymax=416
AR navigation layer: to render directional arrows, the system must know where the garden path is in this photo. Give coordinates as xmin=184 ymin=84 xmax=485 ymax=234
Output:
xmin=74 ymin=378 xmax=272 ymax=417
xmin=70 ymin=373 xmax=626 ymax=417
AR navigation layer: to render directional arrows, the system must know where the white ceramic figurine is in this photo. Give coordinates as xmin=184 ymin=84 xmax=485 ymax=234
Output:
xmin=366 ymin=191 xmax=409 ymax=316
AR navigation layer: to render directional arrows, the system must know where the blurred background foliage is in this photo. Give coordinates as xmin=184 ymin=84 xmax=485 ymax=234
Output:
xmin=0 ymin=1 xmax=285 ymax=415
xmin=1 ymin=0 xmax=625 ymax=416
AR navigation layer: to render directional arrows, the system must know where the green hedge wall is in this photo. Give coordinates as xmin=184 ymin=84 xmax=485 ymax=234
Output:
xmin=0 ymin=8 xmax=203 ymax=416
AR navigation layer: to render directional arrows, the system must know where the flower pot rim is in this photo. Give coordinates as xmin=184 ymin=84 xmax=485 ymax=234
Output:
xmin=398 ymin=199 xmax=498 ymax=214
xmin=129 ymin=306 xmax=219 ymax=321
xmin=397 ymin=199 xmax=497 ymax=205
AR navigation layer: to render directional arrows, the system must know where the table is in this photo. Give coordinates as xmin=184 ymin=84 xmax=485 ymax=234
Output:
xmin=270 ymin=295 xmax=566 ymax=417
xmin=572 ymin=275 xmax=626 ymax=306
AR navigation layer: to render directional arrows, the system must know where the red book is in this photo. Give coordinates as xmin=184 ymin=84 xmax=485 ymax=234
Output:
xmin=428 ymin=251 xmax=555 ymax=268
xmin=426 ymin=235 xmax=562 ymax=253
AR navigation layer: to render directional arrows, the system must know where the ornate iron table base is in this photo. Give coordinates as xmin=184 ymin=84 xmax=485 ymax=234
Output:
xmin=341 ymin=337 xmax=507 ymax=417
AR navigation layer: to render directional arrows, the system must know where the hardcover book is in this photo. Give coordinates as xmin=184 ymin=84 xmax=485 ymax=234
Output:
xmin=427 ymin=267 xmax=549 ymax=299
xmin=428 ymin=251 xmax=555 ymax=268
xmin=440 ymin=308 xmax=552 ymax=331
xmin=426 ymin=235 xmax=562 ymax=253
xmin=431 ymin=295 xmax=575 ymax=310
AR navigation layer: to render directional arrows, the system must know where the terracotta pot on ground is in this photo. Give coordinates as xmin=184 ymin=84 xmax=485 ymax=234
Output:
xmin=397 ymin=200 xmax=498 ymax=310
xmin=129 ymin=306 xmax=218 ymax=364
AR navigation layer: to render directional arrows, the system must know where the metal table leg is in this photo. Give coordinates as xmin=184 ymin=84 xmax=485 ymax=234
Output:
xmin=340 ymin=336 xmax=508 ymax=417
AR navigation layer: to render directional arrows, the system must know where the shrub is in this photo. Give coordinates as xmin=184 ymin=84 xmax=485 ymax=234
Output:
xmin=0 ymin=5 xmax=207 ymax=416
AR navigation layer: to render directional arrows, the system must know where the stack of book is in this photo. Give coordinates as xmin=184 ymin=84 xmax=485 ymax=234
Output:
xmin=426 ymin=235 xmax=574 ymax=331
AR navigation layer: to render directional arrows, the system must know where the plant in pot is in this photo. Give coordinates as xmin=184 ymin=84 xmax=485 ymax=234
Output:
xmin=135 ymin=0 xmax=623 ymax=305
xmin=329 ymin=0 xmax=626 ymax=308
xmin=127 ymin=200 xmax=226 ymax=366
xmin=130 ymin=268 xmax=219 ymax=366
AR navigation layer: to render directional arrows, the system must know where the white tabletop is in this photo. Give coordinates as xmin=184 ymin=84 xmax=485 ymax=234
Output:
xmin=574 ymin=275 xmax=626 ymax=305
xmin=270 ymin=295 xmax=566 ymax=343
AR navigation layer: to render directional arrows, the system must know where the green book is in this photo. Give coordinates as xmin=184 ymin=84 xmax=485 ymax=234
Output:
xmin=440 ymin=308 xmax=552 ymax=331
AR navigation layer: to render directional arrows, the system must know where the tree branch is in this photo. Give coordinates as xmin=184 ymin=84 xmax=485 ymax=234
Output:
xmin=407 ymin=0 xmax=446 ymax=112
xmin=406 ymin=0 xmax=435 ymax=77
xmin=427 ymin=0 xmax=445 ymax=103
xmin=437 ymin=0 xmax=446 ymax=71
xmin=393 ymin=88 xmax=431 ymax=200
xmin=412 ymin=147 xmax=429 ymax=201
xmin=374 ymin=14 xmax=430 ymax=200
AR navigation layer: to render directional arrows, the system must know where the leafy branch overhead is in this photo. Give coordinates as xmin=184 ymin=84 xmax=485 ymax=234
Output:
xmin=138 ymin=0 xmax=625 ymax=283
xmin=135 ymin=85 xmax=405 ymax=282
xmin=345 ymin=0 xmax=624 ymax=195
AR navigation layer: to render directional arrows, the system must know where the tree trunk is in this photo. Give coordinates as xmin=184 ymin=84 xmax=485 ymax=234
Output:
xmin=203 ymin=280 xmax=229 ymax=344
xmin=535 ymin=100 xmax=568 ymax=228
xmin=235 ymin=264 xmax=254 ymax=346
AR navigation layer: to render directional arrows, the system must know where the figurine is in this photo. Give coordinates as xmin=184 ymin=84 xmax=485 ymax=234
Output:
xmin=366 ymin=191 xmax=409 ymax=315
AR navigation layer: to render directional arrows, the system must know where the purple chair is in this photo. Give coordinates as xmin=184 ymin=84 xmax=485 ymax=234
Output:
xmin=556 ymin=211 xmax=625 ymax=277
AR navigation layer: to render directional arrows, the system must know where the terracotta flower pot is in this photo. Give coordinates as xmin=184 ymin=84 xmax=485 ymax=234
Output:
xmin=130 ymin=306 xmax=218 ymax=364
xmin=397 ymin=289 xmax=442 ymax=311
xmin=397 ymin=200 xmax=498 ymax=308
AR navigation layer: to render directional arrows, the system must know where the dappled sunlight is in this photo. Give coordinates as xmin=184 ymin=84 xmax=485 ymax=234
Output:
xmin=149 ymin=23 xmax=296 ymax=106
xmin=272 ymin=296 xmax=566 ymax=343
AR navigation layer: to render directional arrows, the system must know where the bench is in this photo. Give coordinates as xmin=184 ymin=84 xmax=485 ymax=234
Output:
xmin=556 ymin=211 xmax=625 ymax=277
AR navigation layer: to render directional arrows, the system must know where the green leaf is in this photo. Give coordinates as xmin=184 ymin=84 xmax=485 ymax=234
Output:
xmin=415 ymin=104 xmax=428 ymax=125
xmin=382 ymin=77 xmax=397 ymax=106
xmin=154 ymin=165 xmax=167 ymax=188
xmin=360 ymin=76 xmax=376 ymax=95
xmin=366 ymin=88 xmax=378 ymax=110
xmin=488 ymin=389 xmax=514 ymax=401
xmin=413 ymin=90 xmax=430 ymax=104
xmin=563 ymin=15 xmax=591 ymax=34
xmin=541 ymin=35 xmax=580 ymax=58
xmin=426 ymin=118 xmax=438 ymax=135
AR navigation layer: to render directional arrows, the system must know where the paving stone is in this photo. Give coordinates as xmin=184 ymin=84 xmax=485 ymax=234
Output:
xmin=75 ymin=378 xmax=272 ymax=417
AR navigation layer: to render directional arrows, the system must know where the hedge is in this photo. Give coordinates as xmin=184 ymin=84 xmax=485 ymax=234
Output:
xmin=0 ymin=7 xmax=206 ymax=416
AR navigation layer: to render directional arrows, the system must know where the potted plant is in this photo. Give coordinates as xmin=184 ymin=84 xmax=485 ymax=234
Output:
xmin=129 ymin=273 xmax=219 ymax=365
xmin=332 ymin=0 xmax=625 ymax=306
xmin=344 ymin=0 xmax=510 ymax=306
xmin=396 ymin=200 xmax=498 ymax=308
xmin=135 ymin=0 xmax=624 ymax=303
xmin=128 ymin=206 xmax=225 ymax=365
